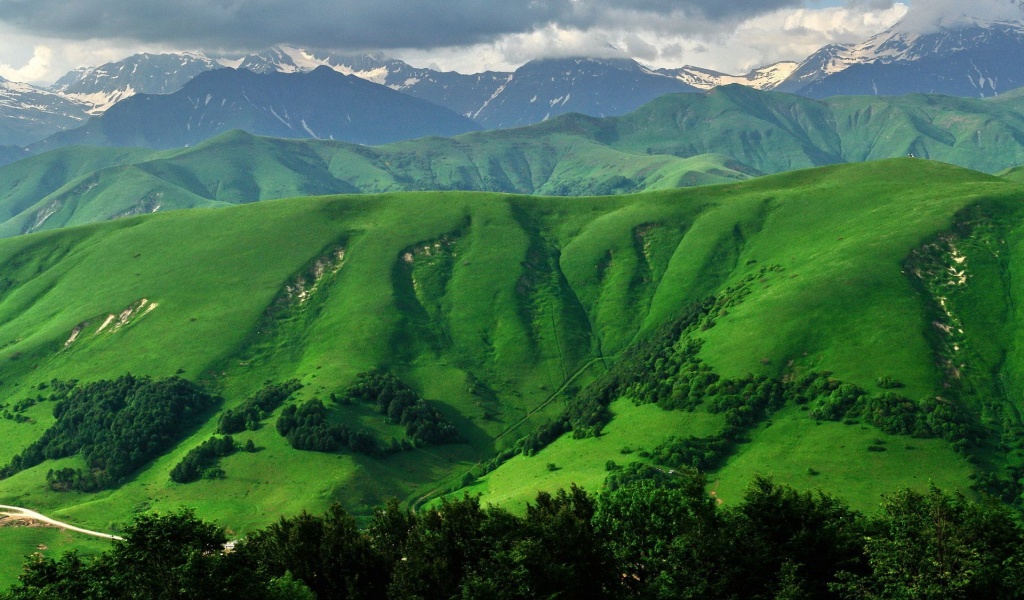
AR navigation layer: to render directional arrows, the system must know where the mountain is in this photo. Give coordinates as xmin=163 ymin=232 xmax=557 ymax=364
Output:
xmin=781 ymin=19 xmax=1024 ymax=98
xmin=46 ymin=48 xmax=705 ymax=129
xmin=11 ymin=84 xmax=1024 ymax=236
xmin=467 ymin=57 xmax=698 ymax=128
xmin=0 ymin=160 xmax=1021 ymax=580
xmin=0 ymin=130 xmax=756 ymax=236
xmin=658 ymin=61 xmax=798 ymax=90
xmin=0 ymin=76 xmax=89 ymax=147
xmin=51 ymin=52 xmax=222 ymax=114
xmin=31 ymin=67 xmax=481 ymax=152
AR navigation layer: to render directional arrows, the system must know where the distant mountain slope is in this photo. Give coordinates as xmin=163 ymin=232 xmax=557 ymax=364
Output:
xmin=43 ymin=48 xmax=699 ymax=129
xmin=10 ymin=85 xmax=1024 ymax=236
xmin=31 ymin=67 xmax=481 ymax=152
xmin=0 ymin=130 xmax=753 ymax=236
xmin=782 ymin=19 xmax=1024 ymax=98
xmin=0 ymin=77 xmax=89 ymax=146
xmin=226 ymin=47 xmax=512 ymax=118
xmin=470 ymin=57 xmax=698 ymax=128
xmin=52 ymin=52 xmax=222 ymax=114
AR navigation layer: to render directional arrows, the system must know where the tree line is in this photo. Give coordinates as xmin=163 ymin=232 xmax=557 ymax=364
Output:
xmin=6 ymin=474 xmax=1024 ymax=599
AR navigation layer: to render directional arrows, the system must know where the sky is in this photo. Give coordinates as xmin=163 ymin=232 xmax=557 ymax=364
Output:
xmin=0 ymin=0 xmax=1020 ymax=85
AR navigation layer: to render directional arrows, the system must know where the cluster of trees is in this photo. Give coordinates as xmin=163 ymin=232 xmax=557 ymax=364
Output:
xmin=217 ymin=380 xmax=302 ymax=434
xmin=8 ymin=475 xmax=1024 ymax=599
xmin=276 ymin=399 xmax=379 ymax=455
xmin=337 ymin=371 xmax=458 ymax=446
xmin=562 ymin=297 xmax=718 ymax=438
xmin=644 ymin=434 xmax=734 ymax=472
xmin=0 ymin=375 xmax=216 ymax=491
xmin=170 ymin=435 xmax=250 ymax=483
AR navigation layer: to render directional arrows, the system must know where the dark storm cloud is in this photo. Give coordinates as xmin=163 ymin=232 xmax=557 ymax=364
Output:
xmin=0 ymin=0 xmax=806 ymax=50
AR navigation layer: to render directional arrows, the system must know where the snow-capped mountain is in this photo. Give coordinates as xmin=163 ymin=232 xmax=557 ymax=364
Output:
xmin=779 ymin=18 xmax=1024 ymax=98
xmin=44 ymin=49 xmax=699 ymax=129
xmin=32 ymin=67 xmax=481 ymax=152
xmin=52 ymin=52 xmax=222 ymax=114
xmin=48 ymin=46 xmax=512 ymax=123
xmin=658 ymin=62 xmax=799 ymax=91
xmin=467 ymin=57 xmax=698 ymax=129
xmin=0 ymin=76 xmax=89 ymax=146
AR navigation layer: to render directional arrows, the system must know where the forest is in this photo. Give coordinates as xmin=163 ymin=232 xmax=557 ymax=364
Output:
xmin=4 ymin=473 xmax=1022 ymax=600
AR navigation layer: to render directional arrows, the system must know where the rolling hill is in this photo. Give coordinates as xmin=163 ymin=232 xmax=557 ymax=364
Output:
xmin=0 ymin=159 xmax=1023 ymax=586
xmin=8 ymin=85 xmax=1024 ymax=238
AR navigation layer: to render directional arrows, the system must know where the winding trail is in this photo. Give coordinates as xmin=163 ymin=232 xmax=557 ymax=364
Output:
xmin=0 ymin=505 xmax=122 ymax=541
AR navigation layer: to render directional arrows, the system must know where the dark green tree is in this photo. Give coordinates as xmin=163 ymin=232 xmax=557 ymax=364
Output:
xmin=833 ymin=485 xmax=1024 ymax=599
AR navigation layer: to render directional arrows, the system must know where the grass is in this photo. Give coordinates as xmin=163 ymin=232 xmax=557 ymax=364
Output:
xmin=8 ymin=86 xmax=1024 ymax=239
xmin=0 ymin=158 xmax=1021 ymax=580
xmin=462 ymin=398 xmax=725 ymax=511
xmin=711 ymin=405 xmax=973 ymax=513
xmin=0 ymin=526 xmax=112 ymax=591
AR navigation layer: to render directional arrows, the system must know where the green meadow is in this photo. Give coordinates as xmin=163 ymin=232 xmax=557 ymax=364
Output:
xmin=1 ymin=158 xmax=1024 ymax=584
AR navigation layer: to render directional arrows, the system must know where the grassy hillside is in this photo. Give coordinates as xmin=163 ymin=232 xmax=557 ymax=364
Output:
xmin=8 ymin=86 xmax=1024 ymax=238
xmin=0 ymin=132 xmax=752 ymax=237
xmin=0 ymin=159 xmax=1023 ymax=586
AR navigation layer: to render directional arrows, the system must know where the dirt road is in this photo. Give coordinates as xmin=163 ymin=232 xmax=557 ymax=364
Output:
xmin=0 ymin=504 xmax=122 ymax=541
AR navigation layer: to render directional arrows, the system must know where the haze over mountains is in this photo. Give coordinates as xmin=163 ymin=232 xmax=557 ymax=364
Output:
xmin=31 ymin=66 xmax=481 ymax=151
xmin=1 ymin=14 xmax=1024 ymax=150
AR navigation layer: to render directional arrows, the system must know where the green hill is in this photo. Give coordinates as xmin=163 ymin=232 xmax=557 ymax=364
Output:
xmin=8 ymin=86 xmax=1024 ymax=238
xmin=0 ymin=159 xmax=1023 ymax=586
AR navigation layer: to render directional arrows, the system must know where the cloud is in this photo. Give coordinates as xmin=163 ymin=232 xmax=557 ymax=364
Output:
xmin=0 ymin=0 xmax=805 ymax=52
xmin=0 ymin=44 xmax=51 ymax=82
xmin=896 ymin=0 xmax=1024 ymax=33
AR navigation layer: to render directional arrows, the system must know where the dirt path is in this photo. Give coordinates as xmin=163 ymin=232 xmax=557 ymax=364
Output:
xmin=0 ymin=505 xmax=122 ymax=541
xmin=493 ymin=354 xmax=614 ymax=443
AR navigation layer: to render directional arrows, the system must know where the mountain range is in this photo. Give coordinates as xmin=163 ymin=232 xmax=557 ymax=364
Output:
xmin=31 ymin=66 xmax=481 ymax=152
xmin=781 ymin=19 xmax=1024 ymax=98
xmin=2 ymin=16 xmax=1024 ymax=149
xmin=8 ymin=84 xmax=1024 ymax=237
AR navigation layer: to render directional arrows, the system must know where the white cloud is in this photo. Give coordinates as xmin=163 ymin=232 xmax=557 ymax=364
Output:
xmin=0 ymin=45 xmax=52 ymax=82
xmin=392 ymin=3 xmax=908 ymax=75
xmin=5 ymin=1 xmax=1014 ymax=84
xmin=897 ymin=0 xmax=1024 ymax=33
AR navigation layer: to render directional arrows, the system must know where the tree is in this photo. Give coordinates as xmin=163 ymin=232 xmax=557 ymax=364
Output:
xmin=107 ymin=509 xmax=236 ymax=599
xmin=594 ymin=468 xmax=725 ymax=599
xmin=833 ymin=485 xmax=1024 ymax=599
xmin=236 ymin=504 xmax=387 ymax=600
xmin=723 ymin=476 xmax=867 ymax=599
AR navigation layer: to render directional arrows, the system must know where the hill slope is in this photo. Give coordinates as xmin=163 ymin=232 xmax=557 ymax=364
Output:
xmin=8 ymin=85 xmax=1024 ymax=237
xmin=0 ymin=160 xmax=1020 ymax=579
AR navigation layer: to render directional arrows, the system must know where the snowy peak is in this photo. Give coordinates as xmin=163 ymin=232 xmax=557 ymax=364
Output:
xmin=34 ymin=67 xmax=481 ymax=152
xmin=0 ymin=78 xmax=89 ymax=146
xmin=660 ymin=61 xmax=799 ymax=91
xmin=52 ymin=52 xmax=221 ymax=113
xmin=779 ymin=18 xmax=1024 ymax=95
xmin=227 ymin=46 xmax=394 ymax=84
